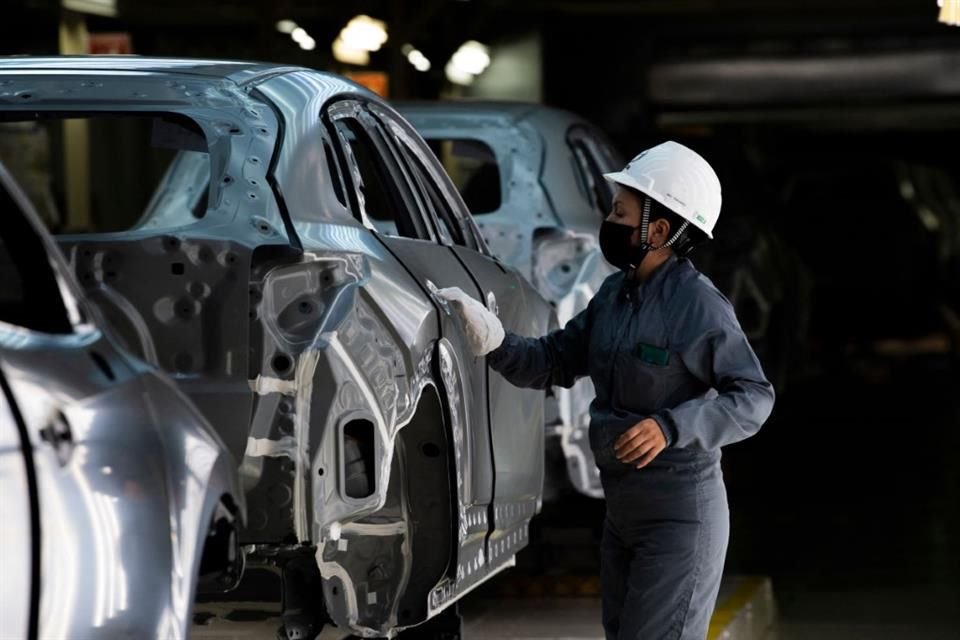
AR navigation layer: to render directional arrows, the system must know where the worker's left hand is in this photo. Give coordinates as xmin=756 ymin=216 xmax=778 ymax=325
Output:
xmin=614 ymin=418 xmax=667 ymax=468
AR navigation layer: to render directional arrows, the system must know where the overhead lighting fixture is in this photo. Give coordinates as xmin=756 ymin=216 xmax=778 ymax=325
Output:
xmin=445 ymin=40 xmax=490 ymax=85
xmin=940 ymin=0 xmax=960 ymax=25
xmin=450 ymin=40 xmax=490 ymax=76
xmin=275 ymin=19 xmax=297 ymax=34
xmin=340 ymin=15 xmax=388 ymax=52
xmin=403 ymin=43 xmax=431 ymax=72
xmin=279 ymin=20 xmax=317 ymax=53
xmin=445 ymin=60 xmax=474 ymax=86
xmin=411 ymin=53 xmax=431 ymax=72
xmin=333 ymin=37 xmax=371 ymax=65
xmin=291 ymin=27 xmax=309 ymax=44
xmin=62 ymin=0 xmax=117 ymax=17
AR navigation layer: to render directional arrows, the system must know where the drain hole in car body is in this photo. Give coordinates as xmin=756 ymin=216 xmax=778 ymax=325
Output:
xmin=271 ymin=353 xmax=293 ymax=374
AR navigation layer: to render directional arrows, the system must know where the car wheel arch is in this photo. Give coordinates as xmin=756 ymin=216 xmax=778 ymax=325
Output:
xmin=316 ymin=378 xmax=459 ymax=635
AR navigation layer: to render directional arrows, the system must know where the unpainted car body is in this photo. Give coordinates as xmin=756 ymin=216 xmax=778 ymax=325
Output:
xmin=0 ymin=57 xmax=554 ymax=637
xmin=398 ymin=102 xmax=624 ymax=499
xmin=0 ymin=159 xmax=243 ymax=640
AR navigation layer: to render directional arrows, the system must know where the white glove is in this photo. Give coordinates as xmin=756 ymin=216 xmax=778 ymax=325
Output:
xmin=434 ymin=286 xmax=505 ymax=357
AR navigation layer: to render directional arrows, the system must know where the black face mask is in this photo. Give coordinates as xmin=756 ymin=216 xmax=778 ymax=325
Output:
xmin=599 ymin=220 xmax=649 ymax=272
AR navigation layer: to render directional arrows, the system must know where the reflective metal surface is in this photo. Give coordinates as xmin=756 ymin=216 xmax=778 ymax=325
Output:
xmin=0 ymin=160 xmax=243 ymax=640
xmin=399 ymin=102 xmax=625 ymax=498
xmin=0 ymin=57 xmax=553 ymax=637
xmin=0 ymin=367 xmax=33 ymax=640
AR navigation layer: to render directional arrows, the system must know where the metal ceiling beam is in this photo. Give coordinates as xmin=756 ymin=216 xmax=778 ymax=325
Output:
xmin=529 ymin=0 xmax=926 ymax=15
xmin=648 ymin=49 xmax=960 ymax=106
xmin=657 ymin=103 xmax=960 ymax=131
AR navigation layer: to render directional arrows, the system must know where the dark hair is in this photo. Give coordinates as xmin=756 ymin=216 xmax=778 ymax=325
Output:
xmin=627 ymin=187 xmax=706 ymax=256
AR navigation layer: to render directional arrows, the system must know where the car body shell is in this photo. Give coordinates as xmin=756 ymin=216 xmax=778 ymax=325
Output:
xmin=0 ymin=57 xmax=554 ymax=637
xmin=0 ymin=159 xmax=243 ymax=640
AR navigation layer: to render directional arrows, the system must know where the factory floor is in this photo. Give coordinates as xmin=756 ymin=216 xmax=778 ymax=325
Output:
xmin=193 ymin=576 xmax=773 ymax=640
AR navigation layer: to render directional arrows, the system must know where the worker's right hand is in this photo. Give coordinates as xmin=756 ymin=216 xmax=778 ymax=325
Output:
xmin=614 ymin=418 xmax=667 ymax=469
xmin=434 ymin=286 xmax=505 ymax=357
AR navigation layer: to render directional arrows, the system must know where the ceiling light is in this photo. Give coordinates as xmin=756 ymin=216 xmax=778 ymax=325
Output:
xmin=412 ymin=58 xmax=431 ymax=72
xmin=333 ymin=37 xmax=371 ymax=65
xmin=451 ymin=40 xmax=490 ymax=76
xmin=340 ymin=15 xmax=387 ymax=52
xmin=404 ymin=45 xmax=431 ymax=72
xmin=291 ymin=27 xmax=308 ymax=43
xmin=445 ymin=60 xmax=474 ymax=86
xmin=940 ymin=0 xmax=960 ymax=25
xmin=276 ymin=19 xmax=297 ymax=34
xmin=410 ymin=52 xmax=431 ymax=72
xmin=341 ymin=15 xmax=388 ymax=52
xmin=299 ymin=36 xmax=316 ymax=51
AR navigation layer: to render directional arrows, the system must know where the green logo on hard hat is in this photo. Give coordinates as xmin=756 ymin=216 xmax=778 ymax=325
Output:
xmin=696 ymin=214 xmax=706 ymax=223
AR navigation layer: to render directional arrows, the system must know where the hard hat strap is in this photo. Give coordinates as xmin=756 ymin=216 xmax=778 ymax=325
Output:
xmin=641 ymin=195 xmax=689 ymax=250
xmin=661 ymin=221 xmax=689 ymax=249
xmin=639 ymin=196 xmax=652 ymax=248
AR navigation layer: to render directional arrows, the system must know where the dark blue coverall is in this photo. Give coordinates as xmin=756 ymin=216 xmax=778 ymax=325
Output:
xmin=487 ymin=255 xmax=775 ymax=640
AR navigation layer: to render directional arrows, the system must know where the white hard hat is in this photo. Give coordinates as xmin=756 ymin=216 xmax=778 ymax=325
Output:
xmin=603 ymin=140 xmax=721 ymax=238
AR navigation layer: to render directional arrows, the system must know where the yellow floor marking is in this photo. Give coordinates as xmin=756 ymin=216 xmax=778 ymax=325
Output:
xmin=707 ymin=576 xmax=768 ymax=639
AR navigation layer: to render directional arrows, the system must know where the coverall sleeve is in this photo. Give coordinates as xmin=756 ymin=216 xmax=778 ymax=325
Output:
xmin=654 ymin=286 xmax=775 ymax=450
xmin=485 ymin=303 xmax=592 ymax=391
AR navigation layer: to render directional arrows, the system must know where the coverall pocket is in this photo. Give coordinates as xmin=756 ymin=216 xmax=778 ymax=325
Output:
xmin=613 ymin=349 xmax=677 ymax=413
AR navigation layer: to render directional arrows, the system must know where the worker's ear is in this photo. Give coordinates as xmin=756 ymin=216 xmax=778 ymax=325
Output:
xmin=650 ymin=218 xmax=672 ymax=247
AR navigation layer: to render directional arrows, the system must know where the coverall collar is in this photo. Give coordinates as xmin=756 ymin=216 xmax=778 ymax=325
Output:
xmin=625 ymin=254 xmax=679 ymax=302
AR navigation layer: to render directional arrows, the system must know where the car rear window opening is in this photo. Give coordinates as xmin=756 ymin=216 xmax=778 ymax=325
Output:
xmin=0 ymin=113 xmax=211 ymax=235
xmin=425 ymin=138 xmax=501 ymax=216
